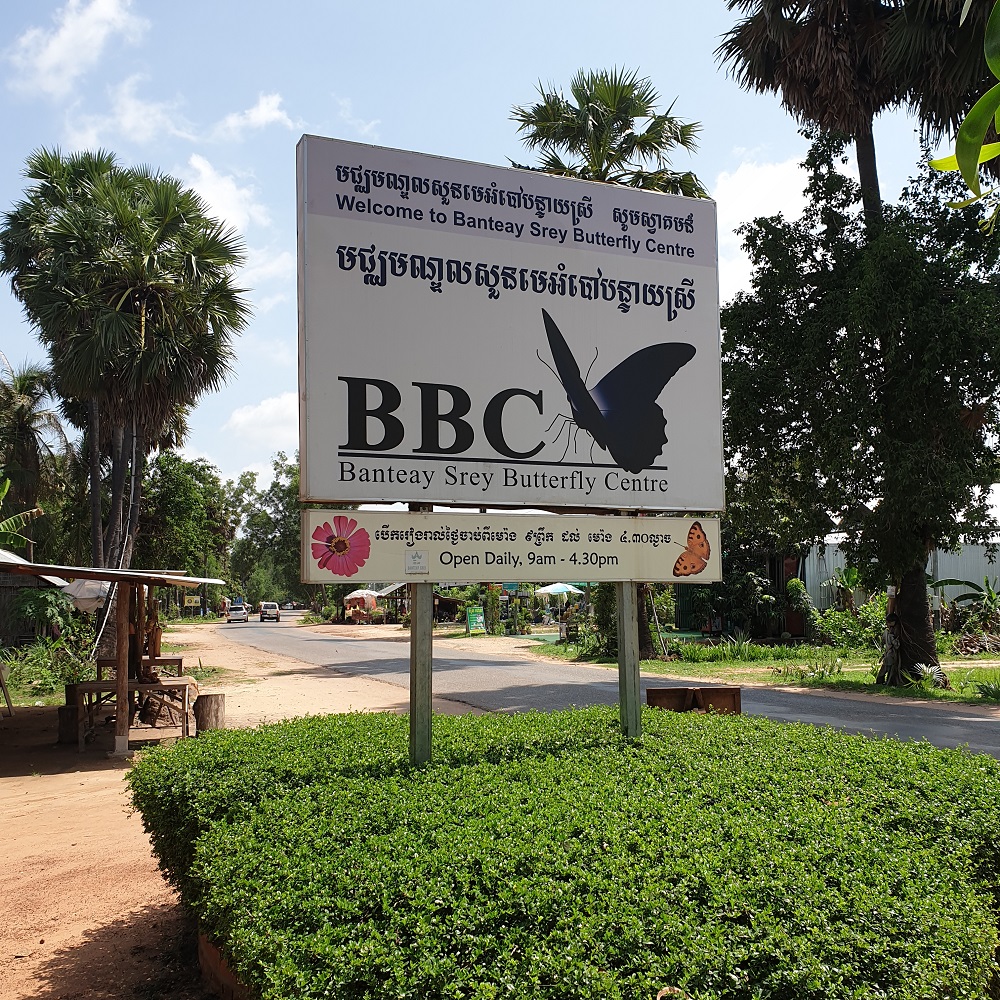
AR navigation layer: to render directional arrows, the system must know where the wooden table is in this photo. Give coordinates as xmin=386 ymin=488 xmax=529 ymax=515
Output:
xmin=96 ymin=656 xmax=184 ymax=679
xmin=75 ymin=677 xmax=193 ymax=751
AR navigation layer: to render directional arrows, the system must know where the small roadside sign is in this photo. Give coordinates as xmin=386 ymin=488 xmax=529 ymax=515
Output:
xmin=466 ymin=606 xmax=485 ymax=634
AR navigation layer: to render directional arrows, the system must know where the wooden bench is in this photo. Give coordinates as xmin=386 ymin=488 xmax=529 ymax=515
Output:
xmin=96 ymin=656 xmax=184 ymax=680
xmin=74 ymin=677 xmax=194 ymax=750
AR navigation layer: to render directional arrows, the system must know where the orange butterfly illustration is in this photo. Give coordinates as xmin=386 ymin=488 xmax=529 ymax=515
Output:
xmin=672 ymin=521 xmax=710 ymax=577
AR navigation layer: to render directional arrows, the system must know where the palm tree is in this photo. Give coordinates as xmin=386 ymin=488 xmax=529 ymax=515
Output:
xmin=716 ymin=0 xmax=995 ymax=683
xmin=0 ymin=149 xmax=251 ymax=569
xmin=510 ymin=67 xmax=709 ymax=197
xmin=716 ymin=0 xmax=996 ymax=226
xmin=512 ymin=69 xmax=708 ymax=658
xmin=0 ymin=359 xmax=67 ymax=517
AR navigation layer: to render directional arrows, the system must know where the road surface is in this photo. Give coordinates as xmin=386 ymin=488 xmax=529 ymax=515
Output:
xmin=223 ymin=617 xmax=1000 ymax=757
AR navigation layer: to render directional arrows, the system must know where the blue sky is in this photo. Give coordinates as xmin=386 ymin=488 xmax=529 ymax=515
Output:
xmin=0 ymin=0 xmax=937 ymax=488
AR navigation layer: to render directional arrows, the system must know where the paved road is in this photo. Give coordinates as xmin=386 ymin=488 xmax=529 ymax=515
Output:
xmin=224 ymin=617 xmax=1000 ymax=757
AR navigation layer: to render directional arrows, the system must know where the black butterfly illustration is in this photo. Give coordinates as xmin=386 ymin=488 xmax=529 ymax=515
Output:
xmin=542 ymin=309 xmax=696 ymax=474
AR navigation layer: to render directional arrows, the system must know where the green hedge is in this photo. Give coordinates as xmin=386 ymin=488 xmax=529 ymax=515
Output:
xmin=129 ymin=708 xmax=1000 ymax=999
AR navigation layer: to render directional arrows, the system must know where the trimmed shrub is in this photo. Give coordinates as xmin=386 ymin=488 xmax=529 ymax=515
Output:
xmin=130 ymin=708 xmax=1000 ymax=1000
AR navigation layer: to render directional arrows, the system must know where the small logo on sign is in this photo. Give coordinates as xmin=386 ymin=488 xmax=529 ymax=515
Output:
xmin=405 ymin=550 xmax=430 ymax=575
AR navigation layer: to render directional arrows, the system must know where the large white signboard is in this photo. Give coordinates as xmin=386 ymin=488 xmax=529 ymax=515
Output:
xmin=298 ymin=135 xmax=724 ymax=511
xmin=302 ymin=511 xmax=721 ymax=584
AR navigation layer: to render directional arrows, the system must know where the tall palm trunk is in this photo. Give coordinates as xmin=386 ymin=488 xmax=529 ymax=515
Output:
xmin=120 ymin=431 xmax=145 ymax=570
xmin=105 ymin=424 xmax=128 ymax=566
xmin=855 ymin=124 xmax=883 ymax=230
xmin=87 ymin=398 xmax=104 ymax=567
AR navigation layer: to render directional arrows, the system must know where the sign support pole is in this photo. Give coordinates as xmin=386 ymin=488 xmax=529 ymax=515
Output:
xmin=409 ymin=504 xmax=433 ymax=765
xmin=616 ymin=581 xmax=641 ymax=738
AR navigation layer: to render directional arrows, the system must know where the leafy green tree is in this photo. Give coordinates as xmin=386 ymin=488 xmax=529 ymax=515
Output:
xmin=0 ymin=148 xmax=250 ymax=569
xmin=229 ymin=452 xmax=319 ymax=605
xmin=717 ymin=2 xmax=1000 ymax=663
xmin=717 ymin=0 xmax=996 ymax=227
xmin=132 ymin=452 xmax=233 ymax=610
xmin=511 ymin=67 xmax=707 ymax=196
xmin=35 ymin=439 xmax=94 ymax=566
xmin=0 ymin=359 xmax=67 ymax=518
xmin=512 ymin=68 xmax=708 ymax=658
xmin=722 ymin=134 xmax=1000 ymax=682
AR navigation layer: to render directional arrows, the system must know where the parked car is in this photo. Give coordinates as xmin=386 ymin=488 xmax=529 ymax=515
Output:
xmin=227 ymin=604 xmax=249 ymax=623
xmin=260 ymin=601 xmax=280 ymax=622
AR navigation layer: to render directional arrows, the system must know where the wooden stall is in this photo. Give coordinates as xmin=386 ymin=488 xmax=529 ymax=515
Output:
xmin=0 ymin=556 xmax=224 ymax=755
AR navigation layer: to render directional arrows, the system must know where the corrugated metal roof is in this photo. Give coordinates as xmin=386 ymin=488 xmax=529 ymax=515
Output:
xmin=0 ymin=554 xmax=223 ymax=589
xmin=0 ymin=549 xmax=68 ymax=587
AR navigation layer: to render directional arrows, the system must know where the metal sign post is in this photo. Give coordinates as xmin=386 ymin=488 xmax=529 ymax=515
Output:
xmin=408 ymin=503 xmax=433 ymax=765
xmin=616 ymin=582 xmax=641 ymax=738
xmin=409 ymin=581 xmax=433 ymax=765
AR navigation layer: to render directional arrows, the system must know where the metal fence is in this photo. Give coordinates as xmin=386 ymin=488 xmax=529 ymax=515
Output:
xmin=803 ymin=543 xmax=1000 ymax=610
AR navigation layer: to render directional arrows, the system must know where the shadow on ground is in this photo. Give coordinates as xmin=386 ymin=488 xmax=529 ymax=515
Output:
xmin=22 ymin=901 xmax=212 ymax=1000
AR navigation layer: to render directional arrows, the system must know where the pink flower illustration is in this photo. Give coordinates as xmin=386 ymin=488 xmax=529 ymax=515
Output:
xmin=310 ymin=516 xmax=371 ymax=577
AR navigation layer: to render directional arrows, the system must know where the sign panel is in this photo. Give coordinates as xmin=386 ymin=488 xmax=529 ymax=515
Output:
xmin=303 ymin=511 xmax=720 ymax=584
xmin=297 ymin=135 xmax=723 ymax=511
xmin=466 ymin=605 xmax=485 ymax=634
xmin=184 ymin=595 xmax=201 ymax=607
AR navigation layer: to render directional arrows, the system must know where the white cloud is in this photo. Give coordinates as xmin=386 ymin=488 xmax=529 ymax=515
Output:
xmin=254 ymin=293 xmax=288 ymax=314
xmin=243 ymin=249 xmax=295 ymax=287
xmin=64 ymin=74 xmax=195 ymax=149
xmin=713 ymin=156 xmax=809 ymax=304
xmin=7 ymin=0 xmax=146 ymax=100
xmin=241 ymin=249 xmax=294 ymax=315
xmin=335 ymin=96 xmax=379 ymax=141
xmin=213 ymin=93 xmax=298 ymax=141
xmin=181 ymin=154 xmax=271 ymax=233
xmin=223 ymin=392 xmax=298 ymax=452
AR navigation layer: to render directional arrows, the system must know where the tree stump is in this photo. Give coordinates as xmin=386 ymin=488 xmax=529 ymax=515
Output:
xmin=194 ymin=693 xmax=225 ymax=733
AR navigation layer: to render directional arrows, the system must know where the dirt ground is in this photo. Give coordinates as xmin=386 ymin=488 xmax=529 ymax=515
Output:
xmin=0 ymin=619 xmax=557 ymax=1000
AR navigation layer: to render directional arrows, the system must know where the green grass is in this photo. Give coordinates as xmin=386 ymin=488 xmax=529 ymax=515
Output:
xmin=187 ymin=658 xmax=222 ymax=683
xmin=533 ymin=634 xmax=1000 ymax=705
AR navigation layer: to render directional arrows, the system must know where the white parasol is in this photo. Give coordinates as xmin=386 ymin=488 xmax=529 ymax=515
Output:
xmin=344 ymin=588 xmax=381 ymax=607
xmin=62 ymin=578 xmax=110 ymax=613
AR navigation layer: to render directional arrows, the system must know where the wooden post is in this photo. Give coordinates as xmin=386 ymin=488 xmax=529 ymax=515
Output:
xmin=114 ymin=582 xmax=130 ymax=755
xmin=616 ymin=581 xmax=641 ymax=738
xmin=409 ymin=581 xmax=433 ymax=765
xmin=135 ymin=582 xmax=145 ymax=671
